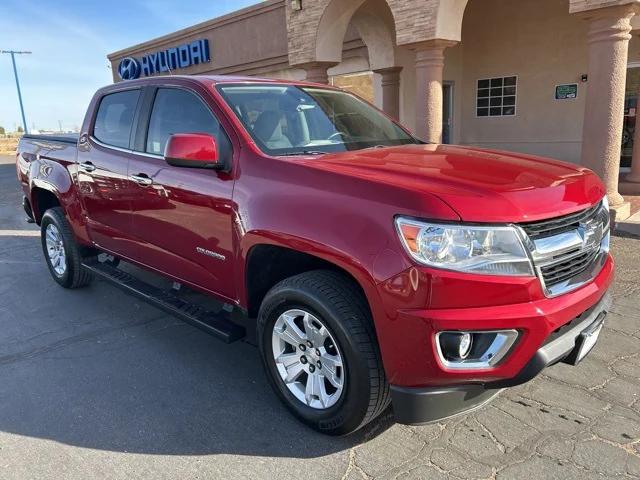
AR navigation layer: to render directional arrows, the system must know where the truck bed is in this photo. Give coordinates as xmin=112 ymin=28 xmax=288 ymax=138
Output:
xmin=17 ymin=133 xmax=79 ymax=179
xmin=21 ymin=133 xmax=79 ymax=144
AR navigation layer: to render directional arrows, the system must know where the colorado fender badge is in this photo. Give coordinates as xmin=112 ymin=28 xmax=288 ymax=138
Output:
xmin=196 ymin=246 xmax=226 ymax=261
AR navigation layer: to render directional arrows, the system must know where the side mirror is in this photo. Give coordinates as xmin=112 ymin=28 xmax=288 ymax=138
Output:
xmin=164 ymin=133 xmax=223 ymax=169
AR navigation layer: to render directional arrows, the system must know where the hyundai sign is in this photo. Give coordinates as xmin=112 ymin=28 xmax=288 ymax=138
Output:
xmin=118 ymin=39 xmax=211 ymax=80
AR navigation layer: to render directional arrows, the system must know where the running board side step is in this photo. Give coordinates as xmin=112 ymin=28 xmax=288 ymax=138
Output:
xmin=82 ymin=261 xmax=245 ymax=343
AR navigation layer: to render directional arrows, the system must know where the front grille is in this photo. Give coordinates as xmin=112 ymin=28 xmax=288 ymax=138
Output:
xmin=520 ymin=203 xmax=601 ymax=239
xmin=518 ymin=201 xmax=608 ymax=295
xmin=539 ymin=248 xmax=599 ymax=287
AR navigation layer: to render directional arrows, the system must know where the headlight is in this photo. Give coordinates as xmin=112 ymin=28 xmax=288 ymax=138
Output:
xmin=395 ymin=217 xmax=534 ymax=276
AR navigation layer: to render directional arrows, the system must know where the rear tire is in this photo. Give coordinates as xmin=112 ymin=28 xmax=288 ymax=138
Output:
xmin=40 ymin=207 xmax=93 ymax=289
xmin=257 ymin=270 xmax=390 ymax=435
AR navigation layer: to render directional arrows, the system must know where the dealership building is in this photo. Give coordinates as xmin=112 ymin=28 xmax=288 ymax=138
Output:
xmin=108 ymin=0 xmax=640 ymax=220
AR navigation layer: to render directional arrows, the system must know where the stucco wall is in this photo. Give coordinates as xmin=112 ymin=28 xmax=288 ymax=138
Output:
xmin=396 ymin=47 xmax=417 ymax=131
xmin=108 ymin=1 xmax=290 ymax=80
xmin=286 ymin=0 xmax=470 ymax=66
xmin=285 ymin=0 xmax=640 ymax=68
xmin=443 ymin=0 xmax=591 ymax=163
xmin=570 ymin=0 xmax=640 ymax=14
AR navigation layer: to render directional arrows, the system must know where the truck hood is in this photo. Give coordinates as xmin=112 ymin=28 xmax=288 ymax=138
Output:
xmin=298 ymin=144 xmax=605 ymax=223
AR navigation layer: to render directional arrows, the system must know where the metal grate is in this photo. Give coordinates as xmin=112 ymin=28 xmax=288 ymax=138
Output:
xmin=520 ymin=203 xmax=601 ymax=239
xmin=539 ymin=249 xmax=599 ymax=287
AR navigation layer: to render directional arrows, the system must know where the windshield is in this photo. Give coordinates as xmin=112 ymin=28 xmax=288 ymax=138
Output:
xmin=216 ymin=84 xmax=419 ymax=156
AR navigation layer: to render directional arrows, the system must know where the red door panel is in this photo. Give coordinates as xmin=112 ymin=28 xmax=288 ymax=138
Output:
xmin=77 ymin=142 xmax=137 ymax=256
xmin=126 ymin=86 xmax=237 ymax=300
xmin=76 ymin=88 xmax=142 ymax=258
xmin=128 ymin=155 xmax=236 ymax=300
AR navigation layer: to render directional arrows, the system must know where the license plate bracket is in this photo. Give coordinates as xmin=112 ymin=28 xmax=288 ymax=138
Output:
xmin=562 ymin=315 xmax=605 ymax=366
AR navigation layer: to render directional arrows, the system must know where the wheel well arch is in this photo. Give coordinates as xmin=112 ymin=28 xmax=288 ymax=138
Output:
xmin=244 ymin=244 xmax=370 ymax=319
xmin=31 ymin=187 xmax=61 ymax=224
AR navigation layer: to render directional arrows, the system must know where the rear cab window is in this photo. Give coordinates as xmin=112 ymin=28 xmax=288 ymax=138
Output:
xmin=93 ymin=89 xmax=140 ymax=148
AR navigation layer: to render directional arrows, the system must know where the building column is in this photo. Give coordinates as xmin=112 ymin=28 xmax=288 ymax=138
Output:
xmin=580 ymin=5 xmax=637 ymax=219
xmin=412 ymin=40 xmax=457 ymax=143
xmin=374 ymin=67 xmax=402 ymax=120
xmin=300 ymin=62 xmax=337 ymax=84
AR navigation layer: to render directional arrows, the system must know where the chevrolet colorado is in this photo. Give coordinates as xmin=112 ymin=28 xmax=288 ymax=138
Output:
xmin=16 ymin=76 xmax=613 ymax=435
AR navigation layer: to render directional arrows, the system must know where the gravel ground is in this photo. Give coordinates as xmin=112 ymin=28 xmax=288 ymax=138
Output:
xmin=0 ymin=154 xmax=638 ymax=479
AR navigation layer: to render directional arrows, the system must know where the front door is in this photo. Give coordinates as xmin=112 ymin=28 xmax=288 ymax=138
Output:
xmin=127 ymin=86 xmax=236 ymax=300
xmin=76 ymin=88 xmax=141 ymax=257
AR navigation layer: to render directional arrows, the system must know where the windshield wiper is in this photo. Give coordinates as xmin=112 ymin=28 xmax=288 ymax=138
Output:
xmin=278 ymin=150 xmax=328 ymax=156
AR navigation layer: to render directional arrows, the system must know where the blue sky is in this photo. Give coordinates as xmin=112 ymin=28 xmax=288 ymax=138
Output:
xmin=0 ymin=0 xmax=260 ymax=132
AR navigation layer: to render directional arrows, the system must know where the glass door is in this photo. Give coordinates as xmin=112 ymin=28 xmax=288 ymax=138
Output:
xmin=622 ymin=66 xmax=640 ymax=168
xmin=443 ymin=82 xmax=454 ymax=144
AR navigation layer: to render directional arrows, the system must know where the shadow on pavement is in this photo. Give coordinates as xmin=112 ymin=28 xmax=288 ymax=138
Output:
xmin=0 ymin=159 xmax=395 ymax=458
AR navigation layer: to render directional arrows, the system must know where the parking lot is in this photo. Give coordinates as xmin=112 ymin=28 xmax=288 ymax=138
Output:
xmin=0 ymin=153 xmax=638 ymax=479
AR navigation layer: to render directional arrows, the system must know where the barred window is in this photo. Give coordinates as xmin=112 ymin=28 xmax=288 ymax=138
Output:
xmin=476 ymin=76 xmax=517 ymax=117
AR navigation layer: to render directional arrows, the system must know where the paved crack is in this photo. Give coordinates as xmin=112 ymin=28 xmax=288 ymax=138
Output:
xmin=0 ymin=315 xmax=163 ymax=366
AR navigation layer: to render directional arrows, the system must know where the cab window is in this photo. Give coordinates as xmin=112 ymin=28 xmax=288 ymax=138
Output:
xmin=93 ymin=90 xmax=140 ymax=149
xmin=145 ymin=88 xmax=232 ymax=163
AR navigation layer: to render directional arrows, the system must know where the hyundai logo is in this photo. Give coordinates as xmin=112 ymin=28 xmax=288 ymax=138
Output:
xmin=118 ymin=57 xmax=141 ymax=81
xmin=115 ymin=39 xmax=210 ymax=81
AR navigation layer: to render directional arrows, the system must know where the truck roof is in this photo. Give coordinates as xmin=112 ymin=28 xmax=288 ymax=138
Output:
xmin=106 ymin=75 xmax=329 ymax=90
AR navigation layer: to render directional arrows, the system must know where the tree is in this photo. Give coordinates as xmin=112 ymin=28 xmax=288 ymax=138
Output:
xmin=0 ymin=126 xmax=5 ymax=135
xmin=17 ymin=126 xmax=24 ymax=133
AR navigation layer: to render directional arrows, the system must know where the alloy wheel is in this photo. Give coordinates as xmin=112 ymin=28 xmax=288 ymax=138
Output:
xmin=271 ymin=309 xmax=345 ymax=409
xmin=45 ymin=224 xmax=66 ymax=276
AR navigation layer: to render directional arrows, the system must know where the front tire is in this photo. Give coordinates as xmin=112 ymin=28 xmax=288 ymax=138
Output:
xmin=40 ymin=207 xmax=93 ymax=289
xmin=257 ymin=270 xmax=390 ymax=435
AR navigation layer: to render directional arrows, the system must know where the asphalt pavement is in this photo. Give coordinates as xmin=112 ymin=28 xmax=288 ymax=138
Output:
xmin=0 ymin=154 xmax=638 ymax=479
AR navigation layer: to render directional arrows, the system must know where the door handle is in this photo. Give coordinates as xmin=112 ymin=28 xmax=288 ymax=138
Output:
xmin=130 ymin=173 xmax=153 ymax=186
xmin=78 ymin=161 xmax=96 ymax=172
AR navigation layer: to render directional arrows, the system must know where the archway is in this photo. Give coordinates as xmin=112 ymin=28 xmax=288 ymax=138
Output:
xmin=287 ymin=0 xmax=471 ymax=67
xmin=316 ymin=0 xmax=397 ymax=70
xmin=285 ymin=0 xmax=472 ymax=135
xmin=313 ymin=0 xmax=402 ymax=118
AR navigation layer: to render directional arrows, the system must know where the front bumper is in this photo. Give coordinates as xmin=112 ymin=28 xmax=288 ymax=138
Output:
xmin=391 ymin=290 xmax=612 ymax=425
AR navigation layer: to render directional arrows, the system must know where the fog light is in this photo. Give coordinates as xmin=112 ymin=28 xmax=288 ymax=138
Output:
xmin=439 ymin=332 xmax=473 ymax=360
xmin=436 ymin=330 xmax=519 ymax=370
xmin=459 ymin=333 xmax=472 ymax=358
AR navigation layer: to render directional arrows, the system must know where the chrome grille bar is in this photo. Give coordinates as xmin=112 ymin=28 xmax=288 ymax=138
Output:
xmin=520 ymin=203 xmax=601 ymax=239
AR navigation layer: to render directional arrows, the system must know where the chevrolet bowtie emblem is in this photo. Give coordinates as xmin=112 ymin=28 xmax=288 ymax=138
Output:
xmin=579 ymin=219 xmax=602 ymax=252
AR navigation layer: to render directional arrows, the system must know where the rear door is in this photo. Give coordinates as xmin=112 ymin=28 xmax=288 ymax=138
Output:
xmin=127 ymin=84 xmax=237 ymax=300
xmin=76 ymin=88 xmax=141 ymax=256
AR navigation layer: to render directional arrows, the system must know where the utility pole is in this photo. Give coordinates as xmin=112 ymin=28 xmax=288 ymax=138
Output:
xmin=1 ymin=50 xmax=31 ymax=134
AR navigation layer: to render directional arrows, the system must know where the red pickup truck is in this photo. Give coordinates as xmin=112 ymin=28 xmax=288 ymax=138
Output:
xmin=16 ymin=75 xmax=613 ymax=435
